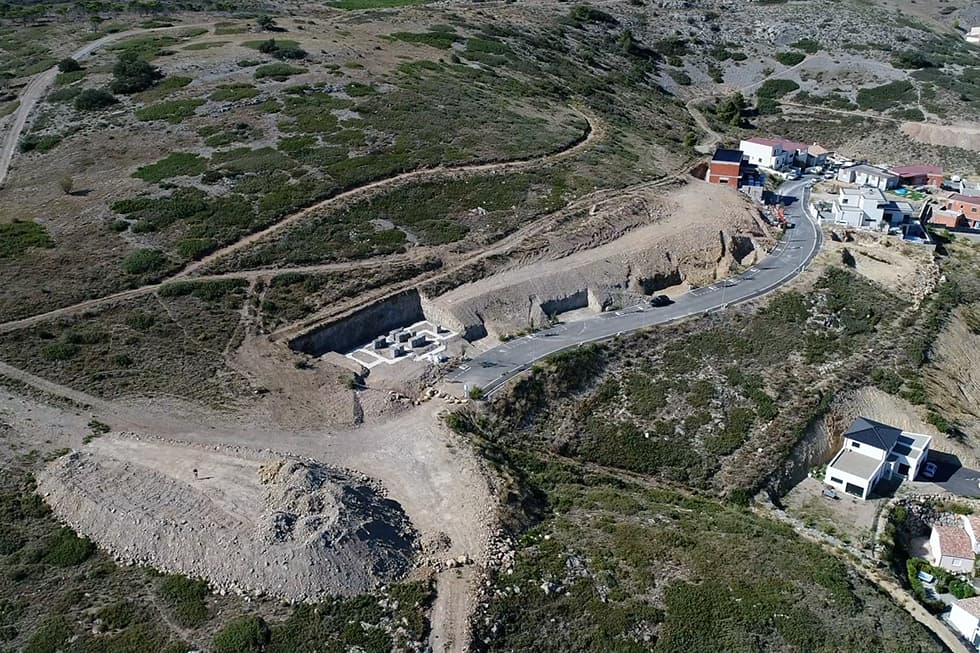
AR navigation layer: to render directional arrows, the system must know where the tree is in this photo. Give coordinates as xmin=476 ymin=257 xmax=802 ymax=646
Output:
xmin=256 ymin=15 xmax=276 ymax=30
xmin=74 ymin=88 xmax=117 ymax=111
xmin=59 ymin=176 xmax=73 ymax=195
xmin=716 ymin=92 xmax=747 ymax=126
xmin=57 ymin=58 xmax=81 ymax=73
xmin=110 ymin=52 xmax=163 ymax=94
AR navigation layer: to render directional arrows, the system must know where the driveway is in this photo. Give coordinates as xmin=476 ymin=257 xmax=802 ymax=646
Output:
xmin=914 ymin=451 xmax=980 ymax=497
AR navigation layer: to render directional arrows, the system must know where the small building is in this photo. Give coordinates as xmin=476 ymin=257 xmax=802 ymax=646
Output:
xmin=890 ymin=164 xmax=944 ymax=188
xmin=823 ymin=417 xmax=932 ymax=500
xmin=949 ymin=193 xmax=980 ymax=219
xmin=373 ymin=337 xmax=388 ymax=350
xmin=707 ymin=148 xmax=744 ymax=188
xmin=949 ymin=597 xmax=980 ymax=648
xmin=705 ymin=148 xmax=766 ymax=201
xmin=967 ymin=27 xmax=980 ymax=45
xmin=837 ymin=164 xmax=900 ymax=190
xmin=930 ymin=525 xmax=976 ymax=573
xmin=960 ymin=180 xmax=980 ymax=197
xmin=410 ymin=335 xmax=427 ymax=348
xmin=930 ymin=209 xmax=967 ymax=229
xmin=739 ymin=136 xmax=807 ymax=170
xmin=803 ymin=143 xmax=830 ymax=168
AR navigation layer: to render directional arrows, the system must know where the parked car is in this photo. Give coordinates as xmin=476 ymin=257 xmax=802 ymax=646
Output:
xmin=650 ymin=295 xmax=672 ymax=307
xmin=922 ymin=462 xmax=938 ymax=479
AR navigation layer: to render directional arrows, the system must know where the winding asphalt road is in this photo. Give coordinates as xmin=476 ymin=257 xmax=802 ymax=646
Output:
xmin=446 ymin=178 xmax=822 ymax=396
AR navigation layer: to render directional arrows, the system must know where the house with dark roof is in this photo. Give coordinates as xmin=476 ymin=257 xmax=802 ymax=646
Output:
xmin=705 ymin=148 xmax=765 ymax=201
xmin=823 ymin=417 xmax=932 ymax=499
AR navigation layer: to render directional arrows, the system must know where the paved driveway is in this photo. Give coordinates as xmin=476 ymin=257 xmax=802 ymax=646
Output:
xmin=914 ymin=452 xmax=980 ymax=497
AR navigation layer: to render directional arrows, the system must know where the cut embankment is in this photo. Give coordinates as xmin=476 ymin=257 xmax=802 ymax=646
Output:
xmin=37 ymin=435 xmax=416 ymax=601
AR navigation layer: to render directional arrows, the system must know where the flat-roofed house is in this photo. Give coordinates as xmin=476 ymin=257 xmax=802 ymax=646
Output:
xmin=837 ymin=164 xmax=900 ymax=190
xmin=823 ymin=417 xmax=932 ymax=500
xmin=706 ymin=148 xmax=744 ymax=189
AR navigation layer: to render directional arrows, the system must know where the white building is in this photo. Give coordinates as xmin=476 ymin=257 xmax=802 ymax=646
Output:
xmin=963 ymin=515 xmax=980 ymax=554
xmin=966 ymin=27 xmax=980 ymax=45
xmin=837 ymin=164 xmax=900 ymax=190
xmin=738 ymin=137 xmax=805 ymax=170
xmin=950 ymin=597 xmax=980 ymax=648
xmin=824 ymin=417 xmax=931 ymax=500
xmin=832 ymin=187 xmax=886 ymax=229
xmin=930 ymin=525 xmax=976 ymax=572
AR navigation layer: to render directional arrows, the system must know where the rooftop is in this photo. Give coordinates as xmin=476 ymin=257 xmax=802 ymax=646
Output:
xmin=846 ymin=164 xmax=898 ymax=178
xmin=744 ymin=136 xmax=808 ymax=152
xmin=808 ymin=143 xmax=830 ymax=156
xmin=934 ymin=525 xmax=976 ymax=560
xmin=956 ymin=596 xmax=980 ymax=620
xmin=845 ymin=416 xmax=903 ymax=451
xmin=711 ymin=148 xmax=744 ymax=164
xmin=964 ymin=514 xmax=980 ymax=538
xmin=890 ymin=164 xmax=943 ymax=177
xmin=951 ymin=193 xmax=980 ymax=204
xmin=829 ymin=449 xmax=883 ymax=481
xmin=841 ymin=187 xmax=885 ymax=201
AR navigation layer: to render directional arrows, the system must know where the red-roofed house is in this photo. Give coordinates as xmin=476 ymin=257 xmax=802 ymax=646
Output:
xmin=930 ymin=525 xmax=976 ymax=572
xmin=930 ymin=209 xmax=967 ymax=229
xmin=739 ymin=137 xmax=807 ymax=170
xmin=949 ymin=193 xmax=980 ymax=221
xmin=890 ymin=164 xmax=944 ymax=187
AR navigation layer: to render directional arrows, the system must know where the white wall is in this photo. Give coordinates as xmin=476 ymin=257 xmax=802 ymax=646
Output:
xmin=949 ymin=604 xmax=980 ymax=644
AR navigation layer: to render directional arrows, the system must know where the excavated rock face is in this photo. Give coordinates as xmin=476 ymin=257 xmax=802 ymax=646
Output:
xmin=421 ymin=180 xmax=774 ymax=339
xmin=37 ymin=438 xmax=416 ymax=601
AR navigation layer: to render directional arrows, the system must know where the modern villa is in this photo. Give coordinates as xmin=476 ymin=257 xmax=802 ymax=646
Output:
xmin=824 ymin=417 xmax=932 ymax=500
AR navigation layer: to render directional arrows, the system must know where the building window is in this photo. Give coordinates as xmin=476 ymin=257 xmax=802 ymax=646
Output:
xmin=719 ymin=178 xmax=728 ymax=183
xmin=852 ymin=442 xmax=860 ymax=449
xmin=830 ymin=477 xmax=843 ymax=484
xmin=953 ymin=559 xmax=963 ymax=567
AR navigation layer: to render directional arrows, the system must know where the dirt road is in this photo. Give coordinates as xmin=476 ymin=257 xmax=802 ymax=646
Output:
xmin=0 ymin=23 xmax=212 ymax=188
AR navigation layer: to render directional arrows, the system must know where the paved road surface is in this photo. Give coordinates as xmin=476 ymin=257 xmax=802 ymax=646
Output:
xmin=446 ymin=179 xmax=822 ymax=396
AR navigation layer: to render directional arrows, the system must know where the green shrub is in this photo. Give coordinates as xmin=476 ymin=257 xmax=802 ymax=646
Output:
xmin=468 ymin=385 xmax=484 ymax=400
xmin=757 ymin=78 xmax=800 ymax=99
xmin=253 ymin=63 xmax=306 ymax=80
xmin=74 ymin=88 xmax=118 ymax=111
xmin=871 ymin=368 xmax=903 ymax=394
xmin=126 ymin=311 xmax=156 ymax=330
xmin=40 ymin=342 xmax=81 ymax=361
xmin=57 ymin=57 xmax=81 ymax=72
xmin=44 ymin=527 xmax=94 ymax=566
xmin=892 ymin=50 xmax=936 ymax=69
xmin=927 ymin=412 xmax=950 ymax=433
xmin=158 ymin=279 xmax=247 ymax=300
xmin=774 ymin=51 xmax=805 ymax=66
xmin=19 ymin=134 xmax=62 ymax=153
xmin=48 ymin=86 xmax=81 ymax=102
xmin=212 ymin=616 xmax=270 ymax=653
xmin=23 ymin=617 xmax=72 ymax=653
xmin=791 ymin=38 xmax=821 ymax=53
xmin=856 ymin=80 xmax=914 ymax=111
xmin=0 ymin=220 xmax=53 ymax=258
xmin=158 ymin=575 xmax=210 ymax=627
xmin=133 ymin=152 xmax=207 ymax=183
xmin=111 ymin=52 xmax=164 ymax=94
xmin=135 ymin=99 xmax=205 ymax=123
xmin=122 ymin=248 xmax=167 ymax=274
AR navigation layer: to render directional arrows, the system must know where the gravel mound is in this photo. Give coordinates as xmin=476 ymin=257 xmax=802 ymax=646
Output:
xmin=37 ymin=436 xmax=416 ymax=601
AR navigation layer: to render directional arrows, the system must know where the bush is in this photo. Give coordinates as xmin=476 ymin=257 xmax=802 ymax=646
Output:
xmin=927 ymin=412 xmax=951 ymax=433
xmin=253 ymin=63 xmax=306 ymax=80
xmin=135 ymin=99 xmax=205 ymax=123
xmin=133 ymin=152 xmax=207 ymax=183
xmin=871 ymin=368 xmax=903 ymax=394
xmin=122 ymin=248 xmax=167 ymax=274
xmin=110 ymin=52 xmax=163 ymax=94
xmin=256 ymin=38 xmax=306 ymax=60
xmin=41 ymin=342 xmax=80 ymax=361
xmin=856 ymin=80 xmax=914 ymax=111
xmin=57 ymin=57 xmax=81 ymax=72
xmin=0 ymin=220 xmax=54 ymax=259
xmin=212 ymin=616 xmax=270 ymax=653
xmin=791 ymin=38 xmax=821 ymax=53
xmin=44 ymin=527 xmax=94 ymax=566
xmin=757 ymin=78 xmax=800 ymax=100
xmin=74 ymin=88 xmax=117 ymax=111
xmin=468 ymin=385 xmax=484 ymax=400
xmin=774 ymin=51 xmax=805 ymax=66
xmin=158 ymin=575 xmax=210 ymax=628
xmin=892 ymin=50 xmax=935 ymax=70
